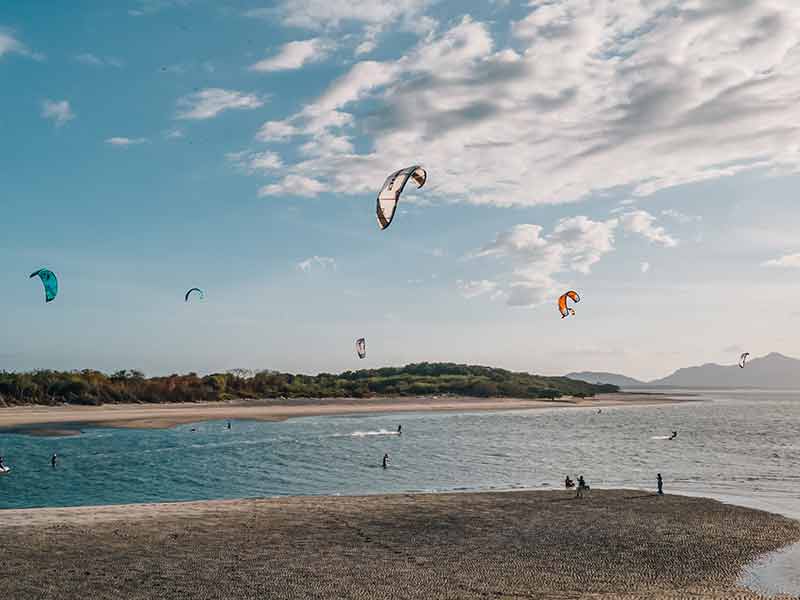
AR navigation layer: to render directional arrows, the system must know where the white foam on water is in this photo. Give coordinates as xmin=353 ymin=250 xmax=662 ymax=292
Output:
xmin=333 ymin=429 xmax=401 ymax=438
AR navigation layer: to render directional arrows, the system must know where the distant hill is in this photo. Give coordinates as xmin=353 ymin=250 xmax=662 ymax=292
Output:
xmin=565 ymin=371 xmax=647 ymax=388
xmin=568 ymin=353 xmax=800 ymax=389
xmin=650 ymin=352 xmax=800 ymax=388
xmin=0 ymin=363 xmax=617 ymax=407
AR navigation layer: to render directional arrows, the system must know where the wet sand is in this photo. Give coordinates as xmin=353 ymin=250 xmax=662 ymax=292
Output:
xmin=0 ymin=490 xmax=795 ymax=599
xmin=0 ymin=393 xmax=690 ymax=435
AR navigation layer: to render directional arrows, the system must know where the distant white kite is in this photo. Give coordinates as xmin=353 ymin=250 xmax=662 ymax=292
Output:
xmin=376 ymin=166 xmax=427 ymax=230
xmin=356 ymin=337 xmax=366 ymax=359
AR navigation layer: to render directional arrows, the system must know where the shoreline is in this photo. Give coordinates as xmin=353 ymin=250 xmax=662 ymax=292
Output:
xmin=0 ymin=489 xmax=795 ymax=599
xmin=0 ymin=392 xmax=693 ymax=436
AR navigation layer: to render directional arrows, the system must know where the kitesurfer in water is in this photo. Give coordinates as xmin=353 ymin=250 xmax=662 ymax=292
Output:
xmin=51 ymin=453 xmax=58 ymax=468
xmin=397 ymin=424 xmax=402 ymax=435
xmin=576 ymin=475 xmax=588 ymax=498
xmin=227 ymin=421 xmax=231 ymax=430
xmin=382 ymin=453 xmax=389 ymax=469
xmin=0 ymin=456 xmax=6 ymax=470
xmin=669 ymin=431 xmax=677 ymax=440
xmin=657 ymin=473 xmax=663 ymax=495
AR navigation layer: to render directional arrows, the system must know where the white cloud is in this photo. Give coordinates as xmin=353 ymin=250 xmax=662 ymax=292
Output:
xmin=105 ymin=137 xmax=148 ymax=146
xmin=641 ymin=262 xmax=650 ymax=273
xmin=249 ymin=0 xmax=431 ymax=30
xmin=259 ymin=175 xmax=325 ymax=198
xmin=41 ymin=100 xmax=74 ymax=127
xmin=0 ymin=30 xmax=40 ymax=60
xmin=227 ymin=150 xmax=283 ymax=173
xmin=762 ymin=253 xmax=800 ymax=268
xmin=472 ymin=217 xmax=616 ymax=307
xmin=256 ymin=120 xmax=298 ymax=142
xmin=473 ymin=211 xmax=674 ymax=306
xmin=250 ymin=39 xmax=333 ymax=72
xmin=176 ymin=88 xmax=263 ymax=120
xmin=661 ymin=209 xmax=702 ymax=224
xmin=619 ymin=211 xmax=678 ymax=247
xmin=457 ymin=279 xmax=498 ymax=299
xmin=297 ymin=256 xmax=336 ymax=272
xmin=75 ymin=53 xmax=122 ymax=67
xmin=244 ymin=4 xmax=800 ymax=207
xmin=355 ymin=25 xmax=382 ymax=56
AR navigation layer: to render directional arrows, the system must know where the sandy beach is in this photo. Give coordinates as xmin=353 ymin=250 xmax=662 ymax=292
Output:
xmin=0 ymin=392 xmax=690 ymax=435
xmin=0 ymin=489 xmax=795 ymax=599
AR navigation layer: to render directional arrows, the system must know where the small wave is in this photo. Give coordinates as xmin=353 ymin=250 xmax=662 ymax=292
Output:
xmin=650 ymin=435 xmax=671 ymax=440
xmin=334 ymin=430 xmax=400 ymax=438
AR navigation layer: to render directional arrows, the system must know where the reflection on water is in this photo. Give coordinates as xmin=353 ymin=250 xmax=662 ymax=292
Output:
xmin=0 ymin=391 xmax=798 ymax=511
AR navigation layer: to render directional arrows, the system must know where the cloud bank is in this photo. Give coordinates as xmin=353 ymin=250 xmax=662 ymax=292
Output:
xmin=245 ymin=2 xmax=800 ymax=207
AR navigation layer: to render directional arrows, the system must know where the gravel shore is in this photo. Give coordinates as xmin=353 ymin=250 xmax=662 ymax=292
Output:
xmin=1 ymin=489 xmax=797 ymax=599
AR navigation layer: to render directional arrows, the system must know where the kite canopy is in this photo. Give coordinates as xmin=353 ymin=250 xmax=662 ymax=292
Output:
xmin=738 ymin=352 xmax=750 ymax=368
xmin=185 ymin=288 xmax=205 ymax=302
xmin=356 ymin=337 xmax=366 ymax=359
xmin=376 ymin=165 xmax=427 ymax=230
xmin=29 ymin=268 xmax=58 ymax=303
xmin=558 ymin=290 xmax=580 ymax=318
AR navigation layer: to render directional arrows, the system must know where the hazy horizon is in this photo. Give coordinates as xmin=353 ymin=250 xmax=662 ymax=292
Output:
xmin=4 ymin=2 xmax=800 ymax=381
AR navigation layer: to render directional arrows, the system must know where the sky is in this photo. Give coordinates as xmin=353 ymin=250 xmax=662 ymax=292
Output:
xmin=2 ymin=0 xmax=800 ymax=380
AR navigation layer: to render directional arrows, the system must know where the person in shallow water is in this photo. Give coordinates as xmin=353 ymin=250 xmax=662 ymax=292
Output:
xmin=669 ymin=431 xmax=678 ymax=440
xmin=576 ymin=475 xmax=589 ymax=498
xmin=565 ymin=475 xmax=575 ymax=489
xmin=51 ymin=453 xmax=58 ymax=468
xmin=382 ymin=453 xmax=389 ymax=469
xmin=657 ymin=473 xmax=663 ymax=495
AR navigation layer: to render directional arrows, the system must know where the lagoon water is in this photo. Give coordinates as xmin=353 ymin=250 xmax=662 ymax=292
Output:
xmin=1 ymin=391 xmax=799 ymax=513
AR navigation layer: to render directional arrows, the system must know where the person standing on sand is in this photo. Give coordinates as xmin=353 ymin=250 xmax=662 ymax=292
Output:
xmin=51 ymin=453 xmax=58 ymax=468
xmin=565 ymin=475 xmax=575 ymax=489
xmin=657 ymin=473 xmax=663 ymax=495
xmin=382 ymin=453 xmax=389 ymax=469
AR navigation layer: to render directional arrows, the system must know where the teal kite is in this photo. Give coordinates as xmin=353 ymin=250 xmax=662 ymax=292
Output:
xmin=30 ymin=269 xmax=58 ymax=303
xmin=185 ymin=288 xmax=205 ymax=302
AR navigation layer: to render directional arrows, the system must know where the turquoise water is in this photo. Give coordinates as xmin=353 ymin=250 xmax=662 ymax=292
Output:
xmin=1 ymin=392 xmax=799 ymax=510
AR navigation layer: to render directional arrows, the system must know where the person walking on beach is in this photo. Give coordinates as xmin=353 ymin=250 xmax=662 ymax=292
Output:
xmin=382 ymin=453 xmax=389 ymax=469
xmin=51 ymin=453 xmax=58 ymax=468
xmin=657 ymin=473 xmax=663 ymax=495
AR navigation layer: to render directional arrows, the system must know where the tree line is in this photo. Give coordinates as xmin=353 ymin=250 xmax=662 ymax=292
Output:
xmin=0 ymin=363 xmax=617 ymax=407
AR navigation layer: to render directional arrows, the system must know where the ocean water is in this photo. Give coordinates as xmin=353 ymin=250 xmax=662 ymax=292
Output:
xmin=1 ymin=391 xmax=799 ymax=512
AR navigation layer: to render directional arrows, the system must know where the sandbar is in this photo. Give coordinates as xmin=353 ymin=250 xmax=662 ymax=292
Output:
xmin=0 ymin=392 xmax=693 ymax=435
xmin=0 ymin=489 xmax=794 ymax=599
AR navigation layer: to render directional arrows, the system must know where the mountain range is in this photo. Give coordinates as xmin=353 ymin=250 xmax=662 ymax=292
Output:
xmin=567 ymin=352 xmax=800 ymax=389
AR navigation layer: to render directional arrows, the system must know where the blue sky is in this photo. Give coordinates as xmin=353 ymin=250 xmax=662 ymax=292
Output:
xmin=2 ymin=0 xmax=800 ymax=379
